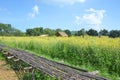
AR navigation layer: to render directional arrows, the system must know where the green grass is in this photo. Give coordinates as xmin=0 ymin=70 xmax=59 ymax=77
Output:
xmin=0 ymin=36 xmax=120 ymax=80
xmin=0 ymin=52 xmax=5 ymax=60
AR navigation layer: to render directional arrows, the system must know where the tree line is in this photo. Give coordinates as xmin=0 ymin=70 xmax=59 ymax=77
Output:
xmin=0 ymin=23 xmax=24 ymax=36
xmin=26 ymin=27 xmax=120 ymax=38
xmin=74 ymin=29 xmax=120 ymax=38
xmin=0 ymin=23 xmax=120 ymax=38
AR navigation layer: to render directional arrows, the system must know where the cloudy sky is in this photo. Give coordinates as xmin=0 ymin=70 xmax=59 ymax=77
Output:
xmin=0 ymin=0 xmax=120 ymax=31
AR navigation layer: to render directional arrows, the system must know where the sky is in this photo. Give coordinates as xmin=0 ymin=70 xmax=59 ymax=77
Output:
xmin=0 ymin=0 xmax=120 ymax=32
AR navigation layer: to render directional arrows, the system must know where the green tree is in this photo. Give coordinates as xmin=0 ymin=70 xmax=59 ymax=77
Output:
xmin=26 ymin=27 xmax=43 ymax=36
xmin=87 ymin=29 xmax=98 ymax=36
xmin=64 ymin=29 xmax=71 ymax=37
xmin=0 ymin=23 xmax=23 ymax=36
xmin=43 ymin=28 xmax=55 ymax=36
xmin=109 ymin=30 xmax=120 ymax=38
xmin=79 ymin=29 xmax=85 ymax=37
xmin=55 ymin=28 xmax=63 ymax=32
xmin=99 ymin=29 xmax=108 ymax=36
xmin=26 ymin=29 xmax=34 ymax=36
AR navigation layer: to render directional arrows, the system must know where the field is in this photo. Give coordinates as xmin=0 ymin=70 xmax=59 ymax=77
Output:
xmin=0 ymin=36 xmax=120 ymax=79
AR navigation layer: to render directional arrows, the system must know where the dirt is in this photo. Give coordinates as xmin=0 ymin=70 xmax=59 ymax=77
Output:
xmin=0 ymin=60 xmax=18 ymax=80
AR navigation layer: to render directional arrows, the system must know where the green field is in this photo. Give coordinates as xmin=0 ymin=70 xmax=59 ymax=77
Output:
xmin=0 ymin=36 xmax=120 ymax=80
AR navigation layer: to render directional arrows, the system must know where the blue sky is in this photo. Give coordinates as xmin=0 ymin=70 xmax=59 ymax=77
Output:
xmin=0 ymin=0 xmax=120 ymax=31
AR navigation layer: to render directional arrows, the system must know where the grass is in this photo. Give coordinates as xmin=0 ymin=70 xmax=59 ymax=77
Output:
xmin=0 ymin=36 xmax=120 ymax=80
xmin=0 ymin=52 xmax=5 ymax=60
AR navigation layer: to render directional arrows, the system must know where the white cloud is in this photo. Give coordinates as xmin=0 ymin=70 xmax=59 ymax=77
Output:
xmin=28 ymin=5 xmax=39 ymax=18
xmin=75 ymin=8 xmax=106 ymax=26
xmin=33 ymin=5 xmax=39 ymax=14
xmin=41 ymin=0 xmax=85 ymax=6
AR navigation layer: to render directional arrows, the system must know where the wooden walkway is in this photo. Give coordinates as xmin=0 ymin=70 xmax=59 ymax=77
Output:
xmin=0 ymin=45 xmax=108 ymax=80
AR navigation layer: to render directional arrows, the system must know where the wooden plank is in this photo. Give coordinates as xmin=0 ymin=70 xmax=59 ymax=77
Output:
xmin=24 ymin=67 xmax=32 ymax=70
xmin=14 ymin=59 xmax=20 ymax=62
xmin=88 ymin=70 xmax=99 ymax=75
xmin=7 ymin=56 xmax=14 ymax=59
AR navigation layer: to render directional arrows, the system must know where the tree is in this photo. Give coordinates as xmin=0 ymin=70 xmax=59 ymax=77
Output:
xmin=78 ymin=29 xmax=86 ymax=37
xmin=119 ymin=30 xmax=120 ymax=36
xmin=64 ymin=29 xmax=71 ymax=37
xmin=55 ymin=28 xmax=63 ymax=32
xmin=26 ymin=29 xmax=33 ymax=36
xmin=108 ymin=30 xmax=120 ymax=38
xmin=99 ymin=29 xmax=108 ymax=36
xmin=0 ymin=23 xmax=24 ymax=36
xmin=33 ymin=27 xmax=43 ymax=36
xmin=13 ymin=29 xmax=23 ymax=36
xmin=26 ymin=27 xmax=43 ymax=36
xmin=87 ymin=29 xmax=98 ymax=36
xmin=77 ymin=30 xmax=83 ymax=36
xmin=43 ymin=28 xmax=55 ymax=36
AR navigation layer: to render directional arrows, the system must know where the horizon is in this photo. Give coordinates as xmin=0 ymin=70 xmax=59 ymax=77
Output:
xmin=0 ymin=0 xmax=120 ymax=32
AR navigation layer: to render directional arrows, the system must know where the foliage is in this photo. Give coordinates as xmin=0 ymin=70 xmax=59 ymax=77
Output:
xmin=26 ymin=27 xmax=43 ymax=36
xmin=0 ymin=23 xmax=23 ymax=36
xmin=64 ymin=29 xmax=72 ymax=36
xmin=22 ymin=70 xmax=55 ymax=80
xmin=0 ymin=52 xmax=5 ymax=60
xmin=75 ymin=28 xmax=86 ymax=37
xmin=87 ymin=29 xmax=98 ymax=36
xmin=99 ymin=29 xmax=108 ymax=36
xmin=0 ymin=36 xmax=120 ymax=79
xmin=55 ymin=28 xmax=63 ymax=32
xmin=43 ymin=28 xmax=56 ymax=36
xmin=108 ymin=30 xmax=120 ymax=38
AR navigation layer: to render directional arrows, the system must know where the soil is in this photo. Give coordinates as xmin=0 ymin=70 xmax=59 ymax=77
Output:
xmin=0 ymin=60 xmax=18 ymax=80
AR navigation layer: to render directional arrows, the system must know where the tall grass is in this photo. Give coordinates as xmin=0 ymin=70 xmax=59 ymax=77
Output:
xmin=0 ymin=36 xmax=120 ymax=79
